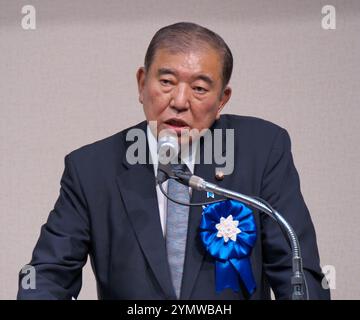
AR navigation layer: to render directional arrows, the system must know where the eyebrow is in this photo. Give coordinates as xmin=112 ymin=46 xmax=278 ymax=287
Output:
xmin=157 ymin=68 xmax=177 ymax=77
xmin=196 ymin=74 xmax=214 ymax=86
xmin=157 ymin=68 xmax=214 ymax=86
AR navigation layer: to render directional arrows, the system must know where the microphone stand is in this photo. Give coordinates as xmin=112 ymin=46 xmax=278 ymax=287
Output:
xmin=172 ymin=170 xmax=307 ymax=300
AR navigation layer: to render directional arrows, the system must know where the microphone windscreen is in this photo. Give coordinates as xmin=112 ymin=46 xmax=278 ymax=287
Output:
xmin=157 ymin=134 xmax=179 ymax=164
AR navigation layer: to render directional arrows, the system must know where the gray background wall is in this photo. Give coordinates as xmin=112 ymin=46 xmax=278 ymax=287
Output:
xmin=0 ymin=0 xmax=359 ymax=299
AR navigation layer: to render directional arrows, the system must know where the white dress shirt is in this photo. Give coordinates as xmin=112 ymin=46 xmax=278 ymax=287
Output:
xmin=147 ymin=126 xmax=198 ymax=237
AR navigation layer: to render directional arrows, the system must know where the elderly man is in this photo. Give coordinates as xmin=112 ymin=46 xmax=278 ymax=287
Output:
xmin=18 ymin=22 xmax=330 ymax=300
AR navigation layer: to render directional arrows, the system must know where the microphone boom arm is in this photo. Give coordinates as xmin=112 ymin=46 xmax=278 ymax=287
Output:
xmin=175 ymin=172 xmax=308 ymax=300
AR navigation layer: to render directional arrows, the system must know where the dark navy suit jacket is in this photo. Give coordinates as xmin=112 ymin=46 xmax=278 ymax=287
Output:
xmin=17 ymin=114 xmax=330 ymax=300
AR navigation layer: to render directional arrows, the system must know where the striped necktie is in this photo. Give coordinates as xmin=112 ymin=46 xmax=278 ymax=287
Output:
xmin=165 ymin=163 xmax=190 ymax=299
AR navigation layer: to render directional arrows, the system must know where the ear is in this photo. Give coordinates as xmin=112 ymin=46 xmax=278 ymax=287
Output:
xmin=136 ymin=67 xmax=146 ymax=104
xmin=216 ymin=86 xmax=232 ymax=119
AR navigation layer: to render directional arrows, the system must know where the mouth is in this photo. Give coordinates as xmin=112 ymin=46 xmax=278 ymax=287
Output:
xmin=164 ymin=118 xmax=190 ymax=128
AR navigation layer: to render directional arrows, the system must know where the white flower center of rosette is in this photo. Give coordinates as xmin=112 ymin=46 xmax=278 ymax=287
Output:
xmin=215 ymin=214 xmax=241 ymax=243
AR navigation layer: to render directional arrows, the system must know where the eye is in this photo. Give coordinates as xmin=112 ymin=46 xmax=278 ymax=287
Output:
xmin=193 ymin=86 xmax=208 ymax=94
xmin=159 ymin=79 xmax=173 ymax=86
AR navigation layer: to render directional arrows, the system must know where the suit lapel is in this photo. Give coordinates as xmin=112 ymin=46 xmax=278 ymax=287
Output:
xmin=115 ymin=123 xmax=176 ymax=299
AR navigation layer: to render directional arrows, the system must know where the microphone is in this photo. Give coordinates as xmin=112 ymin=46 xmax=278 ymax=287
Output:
xmin=157 ymin=134 xmax=179 ymax=165
xmin=156 ymin=134 xmax=179 ymax=184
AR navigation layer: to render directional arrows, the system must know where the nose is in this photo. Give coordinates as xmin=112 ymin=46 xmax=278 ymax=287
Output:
xmin=169 ymin=83 xmax=190 ymax=112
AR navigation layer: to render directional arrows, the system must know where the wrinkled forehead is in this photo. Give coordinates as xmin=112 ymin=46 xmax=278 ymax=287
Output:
xmin=149 ymin=47 xmax=224 ymax=82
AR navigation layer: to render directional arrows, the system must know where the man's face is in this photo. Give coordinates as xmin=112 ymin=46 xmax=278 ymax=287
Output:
xmin=136 ymin=47 xmax=231 ymax=145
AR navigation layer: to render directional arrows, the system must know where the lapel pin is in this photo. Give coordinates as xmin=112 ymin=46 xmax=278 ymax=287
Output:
xmin=207 ymin=191 xmax=215 ymax=199
xmin=215 ymin=170 xmax=225 ymax=181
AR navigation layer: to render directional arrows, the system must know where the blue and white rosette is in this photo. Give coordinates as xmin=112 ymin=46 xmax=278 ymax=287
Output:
xmin=200 ymin=199 xmax=257 ymax=295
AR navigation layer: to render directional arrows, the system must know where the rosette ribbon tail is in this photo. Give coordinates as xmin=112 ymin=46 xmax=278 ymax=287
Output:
xmin=214 ymin=258 xmax=256 ymax=295
xmin=215 ymin=260 xmax=240 ymax=292
xmin=230 ymin=258 xmax=256 ymax=295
